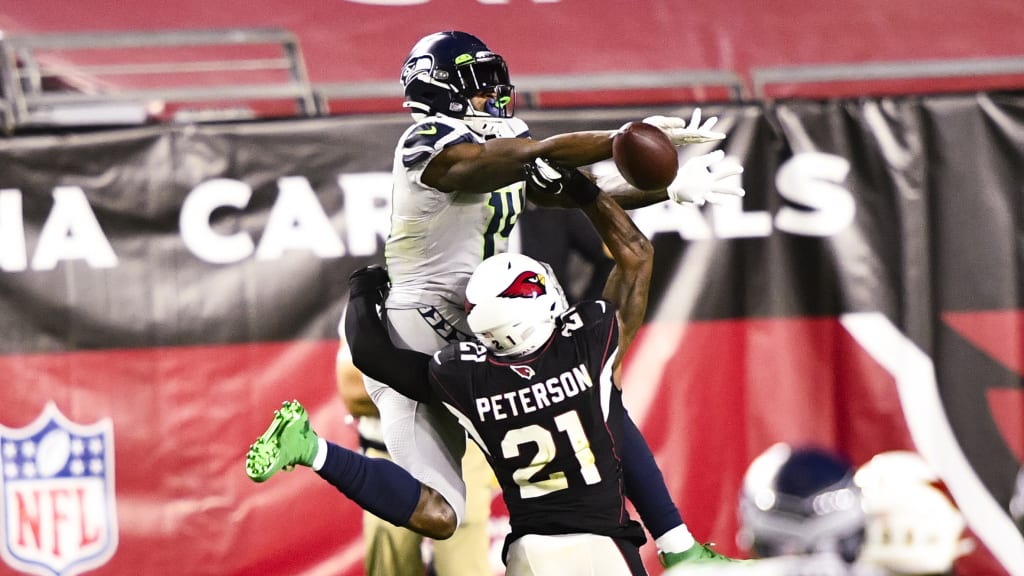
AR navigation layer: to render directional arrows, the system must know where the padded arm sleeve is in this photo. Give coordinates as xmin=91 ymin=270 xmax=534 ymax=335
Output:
xmin=344 ymin=294 xmax=434 ymax=403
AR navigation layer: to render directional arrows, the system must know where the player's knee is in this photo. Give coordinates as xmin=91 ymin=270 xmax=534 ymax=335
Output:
xmin=429 ymin=504 xmax=458 ymax=540
xmin=408 ymin=486 xmax=458 ymax=540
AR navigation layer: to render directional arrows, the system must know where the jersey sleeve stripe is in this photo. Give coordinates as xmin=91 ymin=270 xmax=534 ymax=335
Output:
xmin=440 ymin=401 xmax=491 ymax=457
xmin=599 ymin=345 xmax=618 ymax=421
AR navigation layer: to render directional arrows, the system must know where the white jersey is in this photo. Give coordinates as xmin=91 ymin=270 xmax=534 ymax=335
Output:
xmin=385 ymin=114 xmax=529 ymax=317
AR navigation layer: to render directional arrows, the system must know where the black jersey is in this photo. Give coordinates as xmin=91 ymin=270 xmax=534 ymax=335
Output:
xmin=428 ymin=299 xmax=646 ymax=552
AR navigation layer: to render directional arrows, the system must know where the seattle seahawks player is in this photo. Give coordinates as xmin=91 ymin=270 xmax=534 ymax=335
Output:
xmin=386 ymin=30 xmax=741 ymax=565
xmin=246 ymin=29 xmax=742 ymax=568
xmin=667 ymin=444 xmax=885 ymax=576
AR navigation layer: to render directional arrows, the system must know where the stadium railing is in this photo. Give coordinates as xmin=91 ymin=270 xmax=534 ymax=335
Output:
xmin=0 ymin=27 xmax=321 ymax=134
xmin=2 ymin=26 xmax=1024 ymax=135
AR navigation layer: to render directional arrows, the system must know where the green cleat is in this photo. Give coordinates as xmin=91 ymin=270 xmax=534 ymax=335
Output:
xmin=659 ymin=542 xmax=738 ymax=568
xmin=245 ymin=400 xmax=319 ymax=483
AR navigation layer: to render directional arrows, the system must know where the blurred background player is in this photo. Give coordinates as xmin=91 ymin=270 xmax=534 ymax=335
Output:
xmin=736 ymin=443 xmax=870 ymax=571
xmin=665 ymin=443 xmax=880 ymax=575
xmin=337 ymin=337 xmax=496 ymax=575
xmin=854 ymin=451 xmax=971 ymax=576
xmin=669 ymin=445 xmax=982 ymax=576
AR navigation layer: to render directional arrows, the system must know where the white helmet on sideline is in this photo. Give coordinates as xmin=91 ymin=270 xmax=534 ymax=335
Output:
xmin=465 ymin=253 xmax=566 ymax=357
xmin=854 ymin=451 xmax=970 ymax=575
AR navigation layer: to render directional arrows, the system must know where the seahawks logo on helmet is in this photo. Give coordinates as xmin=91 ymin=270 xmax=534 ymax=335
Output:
xmin=400 ymin=55 xmax=433 ymax=88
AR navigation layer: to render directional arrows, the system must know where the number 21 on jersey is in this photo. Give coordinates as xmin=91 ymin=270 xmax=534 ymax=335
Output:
xmin=502 ymin=409 xmax=601 ymax=499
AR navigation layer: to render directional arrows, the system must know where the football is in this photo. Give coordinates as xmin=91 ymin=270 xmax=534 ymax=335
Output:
xmin=612 ymin=122 xmax=679 ymax=191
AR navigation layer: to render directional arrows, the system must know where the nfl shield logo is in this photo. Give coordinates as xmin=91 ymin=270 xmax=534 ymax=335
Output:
xmin=1 ymin=403 xmax=118 ymax=576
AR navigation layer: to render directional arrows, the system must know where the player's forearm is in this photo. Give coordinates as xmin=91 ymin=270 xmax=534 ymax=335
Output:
xmin=429 ymin=133 xmax=614 ymax=194
xmin=344 ymin=294 xmax=434 ymax=403
xmin=604 ymin=264 xmax=651 ymax=363
xmin=585 ymin=166 xmax=669 ymax=210
xmin=583 ymin=194 xmax=654 ymax=286
xmin=535 ymin=131 xmax=615 ymax=167
xmin=582 ymin=193 xmax=654 ymax=365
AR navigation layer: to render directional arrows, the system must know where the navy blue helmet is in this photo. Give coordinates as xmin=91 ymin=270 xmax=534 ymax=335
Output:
xmin=400 ymin=31 xmax=515 ymax=121
xmin=738 ymin=443 xmax=866 ymax=564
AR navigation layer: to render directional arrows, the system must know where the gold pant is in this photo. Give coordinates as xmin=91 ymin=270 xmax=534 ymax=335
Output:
xmin=362 ymin=441 xmax=495 ymax=576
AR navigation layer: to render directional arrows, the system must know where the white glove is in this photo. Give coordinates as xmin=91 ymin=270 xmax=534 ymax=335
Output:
xmin=667 ymin=150 xmax=745 ymax=206
xmin=642 ymin=108 xmax=725 ymax=145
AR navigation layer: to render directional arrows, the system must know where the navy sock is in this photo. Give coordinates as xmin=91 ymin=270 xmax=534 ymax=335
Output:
xmin=316 ymin=441 xmax=421 ymax=527
xmin=621 ymin=411 xmax=682 ymax=539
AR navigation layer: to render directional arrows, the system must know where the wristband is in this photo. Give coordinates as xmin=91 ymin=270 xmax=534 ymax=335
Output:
xmin=566 ymin=169 xmax=600 ymax=205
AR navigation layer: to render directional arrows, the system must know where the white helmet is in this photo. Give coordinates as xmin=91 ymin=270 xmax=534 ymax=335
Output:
xmin=465 ymin=253 xmax=566 ymax=357
xmin=854 ymin=451 xmax=970 ymax=575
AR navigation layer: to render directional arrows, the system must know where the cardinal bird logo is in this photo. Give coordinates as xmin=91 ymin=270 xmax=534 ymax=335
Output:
xmin=511 ymin=365 xmax=536 ymax=379
xmin=498 ymin=272 xmax=547 ymax=299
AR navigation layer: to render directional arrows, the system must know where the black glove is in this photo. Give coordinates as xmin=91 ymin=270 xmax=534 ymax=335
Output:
xmin=348 ymin=265 xmax=390 ymax=302
xmin=523 ymin=158 xmax=571 ymax=197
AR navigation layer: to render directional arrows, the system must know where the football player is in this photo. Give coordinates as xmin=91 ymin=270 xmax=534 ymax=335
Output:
xmin=247 ymin=29 xmax=742 ymax=569
xmin=665 ymin=443 xmax=883 ymax=576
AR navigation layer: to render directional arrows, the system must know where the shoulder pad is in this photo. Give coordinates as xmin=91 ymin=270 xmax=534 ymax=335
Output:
xmin=402 ymin=118 xmax=476 ymax=168
xmin=566 ymin=299 xmax=616 ymax=326
xmin=506 ymin=117 xmax=530 ymax=138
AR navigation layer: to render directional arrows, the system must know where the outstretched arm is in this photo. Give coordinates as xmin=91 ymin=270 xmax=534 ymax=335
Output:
xmin=581 ymin=193 xmax=654 ymax=374
xmin=423 ymin=130 xmax=615 ymax=194
xmin=344 ymin=267 xmax=435 ymax=403
xmin=583 ymin=149 xmax=745 ymax=210
xmin=524 ymin=160 xmax=654 ymax=376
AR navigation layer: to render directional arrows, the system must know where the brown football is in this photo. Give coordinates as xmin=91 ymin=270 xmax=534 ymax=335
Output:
xmin=612 ymin=121 xmax=679 ymax=191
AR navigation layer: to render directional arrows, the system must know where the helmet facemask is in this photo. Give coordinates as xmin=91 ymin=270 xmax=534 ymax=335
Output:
xmin=456 ymin=55 xmax=517 ymax=138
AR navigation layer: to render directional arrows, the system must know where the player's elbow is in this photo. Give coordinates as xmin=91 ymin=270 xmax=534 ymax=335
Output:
xmin=413 ymin=511 xmax=457 ymax=541
xmin=621 ymin=234 xmax=654 ymax=278
xmin=406 ymin=486 xmax=458 ymax=540
xmin=426 ymin=511 xmax=458 ymax=540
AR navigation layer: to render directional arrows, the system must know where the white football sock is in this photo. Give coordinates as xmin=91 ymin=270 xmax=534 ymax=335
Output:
xmin=311 ymin=437 xmax=328 ymax=471
xmin=656 ymin=524 xmax=696 ymax=554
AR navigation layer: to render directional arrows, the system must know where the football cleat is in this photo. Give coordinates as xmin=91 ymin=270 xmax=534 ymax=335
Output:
xmin=659 ymin=542 xmax=738 ymax=567
xmin=245 ymin=400 xmax=319 ymax=483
